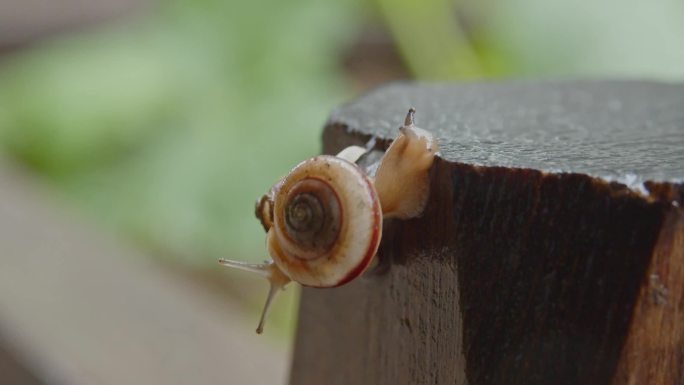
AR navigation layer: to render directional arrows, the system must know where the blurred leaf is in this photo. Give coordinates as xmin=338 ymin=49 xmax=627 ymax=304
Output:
xmin=0 ymin=0 xmax=365 ymax=266
xmin=0 ymin=28 xmax=179 ymax=174
xmin=483 ymin=0 xmax=684 ymax=79
xmin=374 ymin=0 xmax=485 ymax=79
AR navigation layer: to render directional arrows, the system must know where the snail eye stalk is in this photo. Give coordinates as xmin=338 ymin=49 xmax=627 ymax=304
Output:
xmin=218 ymin=259 xmax=291 ymax=334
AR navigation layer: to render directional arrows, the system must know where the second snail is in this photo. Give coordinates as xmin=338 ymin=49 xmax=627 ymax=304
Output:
xmin=220 ymin=108 xmax=439 ymax=334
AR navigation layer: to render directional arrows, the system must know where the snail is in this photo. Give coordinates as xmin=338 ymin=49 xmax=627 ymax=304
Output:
xmin=219 ymin=108 xmax=438 ymax=333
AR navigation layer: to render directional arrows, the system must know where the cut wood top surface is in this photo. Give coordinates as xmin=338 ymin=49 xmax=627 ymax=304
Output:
xmin=328 ymin=80 xmax=684 ymax=186
xmin=293 ymin=80 xmax=684 ymax=385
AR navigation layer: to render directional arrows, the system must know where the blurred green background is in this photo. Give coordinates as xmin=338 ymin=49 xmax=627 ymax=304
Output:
xmin=0 ymin=0 xmax=682 ymax=343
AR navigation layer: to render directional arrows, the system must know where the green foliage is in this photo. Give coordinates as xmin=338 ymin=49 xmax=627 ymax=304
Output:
xmin=374 ymin=0 xmax=684 ymax=80
xmin=375 ymin=0 xmax=484 ymax=79
xmin=0 ymin=0 xmax=363 ymax=266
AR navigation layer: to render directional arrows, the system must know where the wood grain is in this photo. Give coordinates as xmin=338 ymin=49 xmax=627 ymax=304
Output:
xmin=612 ymin=210 xmax=684 ymax=384
xmin=290 ymin=81 xmax=683 ymax=385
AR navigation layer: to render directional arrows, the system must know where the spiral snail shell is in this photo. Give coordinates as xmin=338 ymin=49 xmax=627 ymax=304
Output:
xmin=220 ymin=108 xmax=438 ymax=333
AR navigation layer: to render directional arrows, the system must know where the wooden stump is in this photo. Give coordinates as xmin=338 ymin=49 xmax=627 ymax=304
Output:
xmin=289 ymin=81 xmax=684 ymax=385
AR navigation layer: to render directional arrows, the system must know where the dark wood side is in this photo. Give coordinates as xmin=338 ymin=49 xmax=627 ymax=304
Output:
xmin=612 ymin=209 xmax=684 ymax=384
xmin=290 ymin=81 xmax=684 ymax=385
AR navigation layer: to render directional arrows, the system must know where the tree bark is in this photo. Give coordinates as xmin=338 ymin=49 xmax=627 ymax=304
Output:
xmin=290 ymin=81 xmax=684 ymax=385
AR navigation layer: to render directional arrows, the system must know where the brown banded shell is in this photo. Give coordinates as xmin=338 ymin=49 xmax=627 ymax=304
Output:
xmin=267 ymin=155 xmax=382 ymax=287
xmin=281 ymin=178 xmax=341 ymax=258
xmin=219 ymin=108 xmax=437 ymax=334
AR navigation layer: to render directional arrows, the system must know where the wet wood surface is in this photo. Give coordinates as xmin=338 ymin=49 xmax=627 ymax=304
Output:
xmin=290 ymin=81 xmax=684 ymax=385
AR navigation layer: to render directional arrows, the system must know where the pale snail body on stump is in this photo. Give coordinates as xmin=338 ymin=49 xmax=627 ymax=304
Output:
xmin=219 ymin=108 xmax=438 ymax=333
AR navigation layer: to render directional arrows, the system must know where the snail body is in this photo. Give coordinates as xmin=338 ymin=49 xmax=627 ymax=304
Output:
xmin=220 ymin=108 xmax=438 ymax=333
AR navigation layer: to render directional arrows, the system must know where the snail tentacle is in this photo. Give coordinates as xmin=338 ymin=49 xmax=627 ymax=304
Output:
xmin=364 ymin=136 xmax=377 ymax=151
xmin=256 ymin=280 xmax=280 ymax=334
xmin=218 ymin=258 xmax=271 ymax=277
xmin=218 ymin=258 xmax=291 ymax=334
xmin=404 ymin=107 xmax=416 ymax=126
